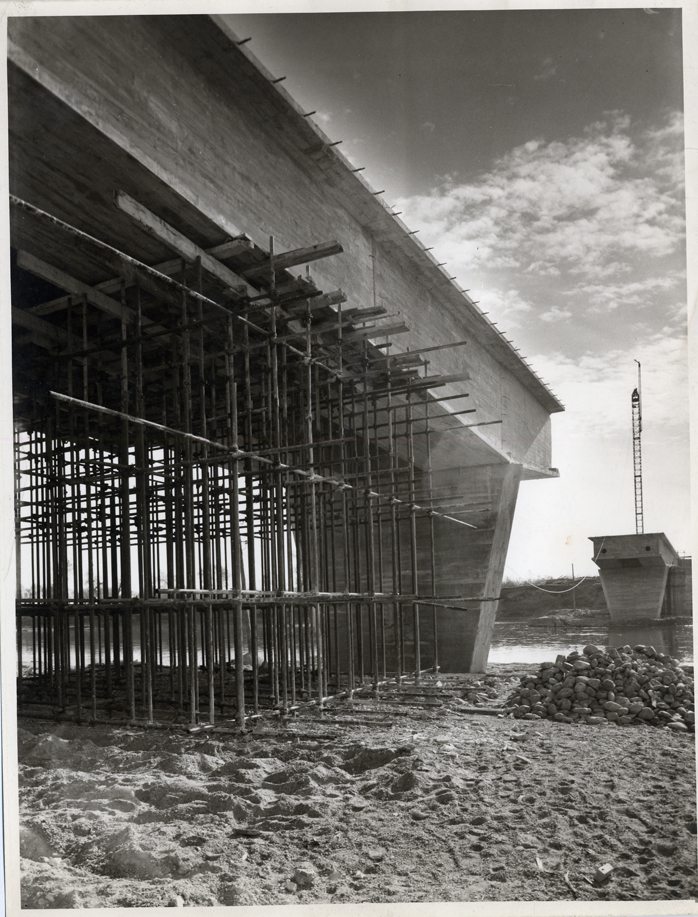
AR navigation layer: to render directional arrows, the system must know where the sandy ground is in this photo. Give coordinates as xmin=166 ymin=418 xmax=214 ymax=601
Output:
xmin=17 ymin=666 xmax=698 ymax=909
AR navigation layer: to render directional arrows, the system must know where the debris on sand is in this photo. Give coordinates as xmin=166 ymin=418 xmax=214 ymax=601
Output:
xmin=17 ymin=669 xmax=698 ymax=907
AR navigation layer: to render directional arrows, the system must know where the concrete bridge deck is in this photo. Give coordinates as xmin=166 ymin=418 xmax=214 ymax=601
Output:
xmin=8 ymin=15 xmax=563 ymax=726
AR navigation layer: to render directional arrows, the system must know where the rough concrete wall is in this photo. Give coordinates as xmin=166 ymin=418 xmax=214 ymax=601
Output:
xmin=663 ymin=560 xmax=693 ymax=617
xmin=323 ymin=462 xmax=522 ymax=672
xmin=591 ymin=533 xmax=681 ymax=567
xmin=9 ymin=14 xmax=554 ymax=472
xmin=9 ymin=14 xmax=561 ymax=672
xmin=599 ymin=566 xmax=670 ymax=622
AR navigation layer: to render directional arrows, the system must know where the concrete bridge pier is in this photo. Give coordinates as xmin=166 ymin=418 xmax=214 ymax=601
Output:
xmin=590 ymin=533 xmax=682 ymax=622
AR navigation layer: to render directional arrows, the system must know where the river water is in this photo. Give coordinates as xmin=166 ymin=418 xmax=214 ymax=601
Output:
xmin=489 ymin=619 xmax=694 ymax=665
xmin=20 ymin=617 xmax=695 ymax=671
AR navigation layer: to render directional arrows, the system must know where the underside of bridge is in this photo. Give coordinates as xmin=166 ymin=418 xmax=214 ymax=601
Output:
xmin=8 ymin=14 xmax=563 ymax=727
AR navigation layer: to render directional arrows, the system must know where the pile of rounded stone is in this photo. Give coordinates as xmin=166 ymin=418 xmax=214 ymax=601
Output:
xmin=507 ymin=643 xmax=694 ymax=732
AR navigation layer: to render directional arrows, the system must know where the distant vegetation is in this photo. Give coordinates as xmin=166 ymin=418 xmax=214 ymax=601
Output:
xmin=498 ymin=576 xmax=607 ymax=621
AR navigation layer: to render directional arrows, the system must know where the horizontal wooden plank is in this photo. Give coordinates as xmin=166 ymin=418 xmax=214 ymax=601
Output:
xmin=17 ymin=250 xmax=126 ymax=321
xmin=344 ymin=307 xmax=388 ymax=322
xmin=115 ymin=191 xmax=251 ymax=298
xmin=285 ymin=290 xmax=348 ymax=313
xmin=12 ymin=306 xmax=75 ymax=347
xmin=342 ymin=322 xmax=411 ymax=342
xmin=17 ymin=252 xmax=176 ymax=360
xmin=208 ymin=238 xmax=254 ymax=260
xmin=30 ymin=240 xmax=256 ymax=315
xmin=429 ymin=372 xmax=472 ymax=385
xmin=240 ymin=240 xmax=343 ymax=278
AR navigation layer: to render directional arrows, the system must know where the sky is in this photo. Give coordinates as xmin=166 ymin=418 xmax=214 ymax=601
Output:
xmin=226 ymin=8 xmax=689 ymax=580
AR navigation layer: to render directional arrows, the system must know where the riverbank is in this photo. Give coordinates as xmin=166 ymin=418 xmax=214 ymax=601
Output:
xmin=17 ymin=665 xmax=697 ymax=909
xmin=498 ymin=577 xmax=607 ymax=622
xmin=489 ymin=618 xmax=694 ymax=668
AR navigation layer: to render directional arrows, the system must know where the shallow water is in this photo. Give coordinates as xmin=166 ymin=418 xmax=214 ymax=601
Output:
xmin=20 ymin=616 xmax=695 ymax=671
xmin=489 ymin=619 xmax=694 ymax=665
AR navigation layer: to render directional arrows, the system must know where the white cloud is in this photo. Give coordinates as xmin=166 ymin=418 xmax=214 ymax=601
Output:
xmin=393 ymin=111 xmax=688 ymax=577
xmin=506 ymin=328 xmax=690 ymax=575
xmin=643 ymin=111 xmax=685 ymax=190
xmin=540 ymin=306 xmax=573 ymax=322
xmin=396 ymin=112 xmax=685 ymax=281
xmin=390 ymin=111 xmax=688 ymax=579
xmin=476 ymin=287 xmax=534 ymax=329
xmin=525 ymin=261 xmax=560 ymax=276
xmin=528 ymin=332 xmax=688 ymax=442
xmin=569 ymin=275 xmax=681 ymax=313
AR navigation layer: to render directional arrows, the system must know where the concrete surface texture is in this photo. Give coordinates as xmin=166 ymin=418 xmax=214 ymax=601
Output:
xmin=9 ymin=12 xmax=563 ymax=725
xmin=590 ymin=533 xmax=690 ymax=622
